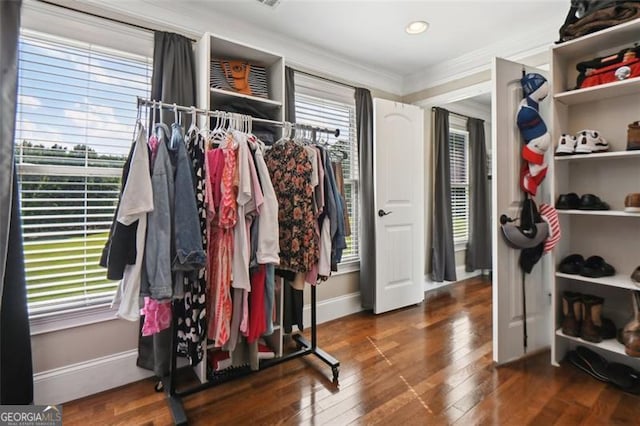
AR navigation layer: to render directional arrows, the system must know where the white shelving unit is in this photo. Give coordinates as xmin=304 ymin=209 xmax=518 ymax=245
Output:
xmin=195 ymin=32 xmax=285 ymax=124
xmin=555 ymin=272 xmax=640 ymax=291
xmin=556 ymin=329 xmax=628 ymax=356
xmin=550 ymin=18 xmax=640 ymax=368
xmin=193 ymin=32 xmax=286 ymax=383
xmin=557 ymin=210 xmax=640 ymax=217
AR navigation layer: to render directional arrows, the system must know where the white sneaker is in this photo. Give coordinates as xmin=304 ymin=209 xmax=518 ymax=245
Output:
xmin=556 ymin=134 xmax=577 ymax=155
xmin=574 ymin=130 xmax=609 ymax=154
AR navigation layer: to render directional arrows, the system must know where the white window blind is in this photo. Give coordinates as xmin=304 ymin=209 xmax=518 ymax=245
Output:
xmin=294 ymin=75 xmax=359 ymax=263
xmin=14 ymin=31 xmax=152 ymax=319
xmin=449 ymin=128 xmax=470 ymax=245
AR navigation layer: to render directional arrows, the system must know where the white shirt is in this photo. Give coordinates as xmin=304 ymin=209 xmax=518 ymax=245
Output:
xmin=113 ymin=126 xmax=154 ymax=321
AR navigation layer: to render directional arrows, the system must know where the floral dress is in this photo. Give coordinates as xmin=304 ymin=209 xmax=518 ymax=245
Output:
xmin=265 ymin=140 xmax=318 ymax=272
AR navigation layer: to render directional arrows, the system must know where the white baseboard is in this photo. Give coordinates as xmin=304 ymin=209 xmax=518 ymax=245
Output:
xmin=35 ymin=293 xmax=362 ymax=405
xmin=302 ymin=291 xmax=362 ymax=328
xmin=423 ymin=265 xmax=486 ymax=292
xmin=34 ymin=349 xmax=154 ymax=405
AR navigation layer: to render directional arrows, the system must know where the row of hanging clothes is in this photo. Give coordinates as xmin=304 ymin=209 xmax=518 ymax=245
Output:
xmin=100 ymin=99 xmax=350 ymax=373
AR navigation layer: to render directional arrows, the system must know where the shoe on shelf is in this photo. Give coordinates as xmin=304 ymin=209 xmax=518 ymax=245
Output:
xmin=580 ymin=294 xmax=604 ymax=343
xmin=632 ymin=266 xmax=640 ymax=285
xmin=580 ymin=255 xmax=616 ymax=278
xmin=558 ymin=254 xmax=585 ymax=274
xmin=556 ymin=134 xmax=577 ymax=155
xmin=628 ymin=121 xmax=640 ymax=151
xmin=578 ymin=194 xmax=610 ymax=210
xmin=561 ymin=291 xmax=582 ymax=337
xmin=555 ymin=192 xmax=580 ymax=209
xmin=625 ymin=193 xmax=640 ymax=212
xmin=575 ymin=129 xmax=609 ymax=154
xmin=622 ymin=291 xmax=640 ymax=357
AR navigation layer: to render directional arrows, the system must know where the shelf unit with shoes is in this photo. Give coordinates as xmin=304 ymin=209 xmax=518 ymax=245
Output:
xmin=550 ymin=18 xmax=640 ymax=370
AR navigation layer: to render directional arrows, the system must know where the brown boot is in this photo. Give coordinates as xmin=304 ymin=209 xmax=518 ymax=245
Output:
xmin=561 ymin=291 xmax=582 ymax=337
xmin=622 ymin=291 xmax=640 ymax=356
xmin=628 ymin=121 xmax=640 ymax=151
xmin=580 ymin=294 xmax=603 ymax=343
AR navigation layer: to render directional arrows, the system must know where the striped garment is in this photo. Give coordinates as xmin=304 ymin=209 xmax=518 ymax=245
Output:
xmin=539 ymin=203 xmax=561 ymax=253
xmin=210 ymin=60 xmax=269 ymax=99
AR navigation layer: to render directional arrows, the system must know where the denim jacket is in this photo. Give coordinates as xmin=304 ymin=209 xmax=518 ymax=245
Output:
xmin=143 ymin=123 xmax=205 ymax=301
xmin=322 ymin=148 xmax=346 ymax=269
xmin=144 ymin=123 xmax=174 ymax=300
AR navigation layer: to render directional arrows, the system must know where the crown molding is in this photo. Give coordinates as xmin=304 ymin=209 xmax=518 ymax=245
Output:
xmin=72 ymin=0 xmax=404 ymax=95
xmin=402 ymin=21 xmax=557 ymax=96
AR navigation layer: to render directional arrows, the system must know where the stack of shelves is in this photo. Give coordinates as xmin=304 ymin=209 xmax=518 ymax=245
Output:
xmin=193 ymin=32 xmax=286 ymax=382
xmin=550 ymin=19 xmax=640 ymax=367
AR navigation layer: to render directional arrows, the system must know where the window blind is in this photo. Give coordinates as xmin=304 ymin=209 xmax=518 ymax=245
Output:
xmin=14 ymin=32 xmax=152 ymax=318
xmin=449 ymin=129 xmax=469 ymax=245
xmin=294 ymin=85 xmax=360 ymax=263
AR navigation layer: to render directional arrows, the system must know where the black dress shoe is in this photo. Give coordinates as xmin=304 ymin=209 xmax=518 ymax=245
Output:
xmin=579 ymin=194 xmax=610 ymax=210
xmin=556 ymin=193 xmax=580 ymax=209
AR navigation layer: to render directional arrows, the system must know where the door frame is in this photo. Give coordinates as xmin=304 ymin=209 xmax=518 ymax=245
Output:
xmin=414 ymin=81 xmax=492 ymax=291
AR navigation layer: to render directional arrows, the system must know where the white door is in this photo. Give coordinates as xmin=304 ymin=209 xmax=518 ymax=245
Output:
xmin=373 ymin=99 xmax=424 ymax=314
xmin=492 ymin=58 xmax=552 ymax=364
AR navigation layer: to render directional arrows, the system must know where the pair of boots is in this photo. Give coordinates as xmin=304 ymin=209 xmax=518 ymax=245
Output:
xmin=620 ymin=291 xmax=640 ymax=356
xmin=562 ymin=291 xmax=616 ymax=343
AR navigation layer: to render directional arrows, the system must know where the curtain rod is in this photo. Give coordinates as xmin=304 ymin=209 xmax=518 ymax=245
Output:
xmin=138 ymin=98 xmax=340 ymax=137
xmin=431 ymin=106 xmax=480 ymax=122
xmin=293 ymin=69 xmax=356 ymax=90
xmin=35 ymin=0 xmax=197 ymax=42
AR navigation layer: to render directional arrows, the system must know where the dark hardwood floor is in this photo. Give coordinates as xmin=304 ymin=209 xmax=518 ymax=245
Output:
xmin=63 ymin=278 xmax=640 ymax=425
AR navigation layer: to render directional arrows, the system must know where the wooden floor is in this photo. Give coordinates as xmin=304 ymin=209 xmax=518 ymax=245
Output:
xmin=63 ymin=277 xmax=640 ymax=425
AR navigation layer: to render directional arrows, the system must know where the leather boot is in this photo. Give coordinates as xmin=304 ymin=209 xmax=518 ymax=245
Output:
xmin=561 ymin=291 xmax=582 ymax=337
xmin=580 ymin=294 xmax=603 ymax=343
xmin=622 ymin=291 xmax=640 ymax=356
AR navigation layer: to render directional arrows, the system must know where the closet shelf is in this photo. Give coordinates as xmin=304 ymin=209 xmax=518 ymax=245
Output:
xmin=551 ymin=18 xmax=640 ymax=61
xmin=556 ymin=329 xmax=630 ymax=357
xmin=210 ymin=87 xmax=282 ymax=109
xmin=554 ymin=150 xmax=640 ymax=161
xmin=555 ymin=272 xmax=639 ymax=291
xmin=553 ymin=77 xmax=640 ymax=106
xmin=557 ymin=210 xmax=640 ymax=218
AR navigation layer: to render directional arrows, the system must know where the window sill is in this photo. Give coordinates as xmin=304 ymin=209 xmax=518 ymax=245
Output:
xmin=30 ymin=304 xmax=120 ymax=336
xmin=334 ymin=260 xmax=360 ymax=276
xmin=455 ymin=243 xmax=468 ymax=252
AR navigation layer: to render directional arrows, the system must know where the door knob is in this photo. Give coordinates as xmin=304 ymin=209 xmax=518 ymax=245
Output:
xmin=378 ymin=209 xmax=392 ymax=217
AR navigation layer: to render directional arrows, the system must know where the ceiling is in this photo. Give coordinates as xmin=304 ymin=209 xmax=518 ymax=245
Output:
xmin=76 ymin=0 xmax=569 ymax=94
xmin=195 ymin=0 xmax=567 ymax=77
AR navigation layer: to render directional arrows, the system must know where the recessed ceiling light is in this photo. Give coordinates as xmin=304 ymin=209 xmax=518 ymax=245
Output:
xmin=406 ymin=20 xmax=429 ymax=35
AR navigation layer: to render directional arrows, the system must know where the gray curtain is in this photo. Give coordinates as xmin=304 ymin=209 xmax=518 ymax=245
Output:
xmin=465 ymin=118 xmax=491 ymax=272
xmin=1 ymin=0 xmax=33 ymax=404
xmin=284 ymin=66 xmax=296 ymax=122
xmin=138 ymin=31 xmax=195 ymax=378
xmin=355 ymin=88 xmax=375 ymax=309
xmin=431 ymin=108 xmax=457 ymax=282
xmin=150 ymin=31 xmax=196 ymax=127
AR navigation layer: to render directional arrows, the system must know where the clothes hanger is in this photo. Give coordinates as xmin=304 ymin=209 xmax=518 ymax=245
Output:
xmin=188 ymin=106 xmax=198 ymax=135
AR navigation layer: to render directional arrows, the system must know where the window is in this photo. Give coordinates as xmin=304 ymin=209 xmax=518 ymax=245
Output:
xmin=14 ymin=30 xmax=152 ymax=320
xmin=449 ymin=128 xmax=470 ymax=245
xmin=294 ymin=73 xmax=359 ymax=264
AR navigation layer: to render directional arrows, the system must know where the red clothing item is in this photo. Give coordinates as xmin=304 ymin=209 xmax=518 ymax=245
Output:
xmin=247 ymin=265 xmax=267 ymax=343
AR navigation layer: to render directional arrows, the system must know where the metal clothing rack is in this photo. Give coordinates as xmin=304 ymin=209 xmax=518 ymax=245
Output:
xmin=137 ymin=97 xmax=340 ymax=138
xmin=137 ymin=98 xmax=341 ymax=425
